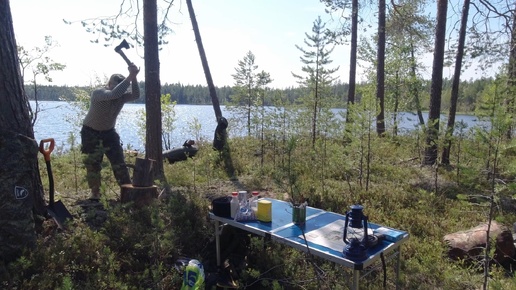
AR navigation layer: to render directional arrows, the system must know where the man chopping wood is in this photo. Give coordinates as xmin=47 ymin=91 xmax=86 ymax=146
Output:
xmin=80 ymin=63 xmax=140 ymax=201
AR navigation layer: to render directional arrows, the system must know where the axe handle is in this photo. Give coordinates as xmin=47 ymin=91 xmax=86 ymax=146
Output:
xmin=116 ymin=50 xmax=132 ymax=66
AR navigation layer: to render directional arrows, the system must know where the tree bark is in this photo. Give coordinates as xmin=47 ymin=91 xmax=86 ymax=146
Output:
xmin=186 ymin=0 xmax=222 ymax=121
xmin=443 ymin=221 xmax=515 ymax=268
xmin=442 ymin=0 xmax=470 ymax=165
xmin=505 ymin=3 xmax=516 ymax=140
xmin=376 ymin=0 xmax=386 ymax=136
xmin=120 ymin=184 xmax=158 ymax=206
xmin=410 ymin=43 xmax=425 ymax=126
xmin=424 ymin=0 xmax=448 ymax=165
xmin=0 ymin=0 xmax=46 ymax=265
xmin=186 ymin=0 xmax=234 ymax=175
xmin=393 ymin=70 xmax=399 ymax=136
xmin=186 ymin=0 xmax=229 ymax=153
xmin=132 ymin=157 xmax=156 ymax=187
xmin=346 ymin=0 xmax=358 ymax=124
xmin=143 ymin=0 xmax=164 ymax=175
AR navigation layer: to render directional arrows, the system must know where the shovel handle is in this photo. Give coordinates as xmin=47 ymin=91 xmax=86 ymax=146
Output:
xmin=39 ymin=138 xmax=55 ymax=162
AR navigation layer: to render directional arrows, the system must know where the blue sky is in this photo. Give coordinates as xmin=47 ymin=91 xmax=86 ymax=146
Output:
xmin=10 ymin=0 xmax=499 ymax=89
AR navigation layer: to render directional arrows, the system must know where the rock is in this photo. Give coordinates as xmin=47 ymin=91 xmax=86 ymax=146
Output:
xmin=443 ymin=221 xmax=515 ymax=268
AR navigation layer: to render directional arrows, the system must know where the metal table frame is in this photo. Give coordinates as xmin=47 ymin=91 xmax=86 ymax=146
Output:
xmin=209 ymin=198 xmax=409 ymax=290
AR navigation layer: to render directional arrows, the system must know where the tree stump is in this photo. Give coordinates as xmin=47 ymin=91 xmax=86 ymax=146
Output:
xmin=120 ymin=184 xmax=158 ymax=206
xmin=121 ymin=157 xmax=157 ymax=206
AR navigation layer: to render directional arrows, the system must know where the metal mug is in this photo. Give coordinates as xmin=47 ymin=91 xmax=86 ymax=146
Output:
xmin=292 ymin=205 xmax=306 ymax=225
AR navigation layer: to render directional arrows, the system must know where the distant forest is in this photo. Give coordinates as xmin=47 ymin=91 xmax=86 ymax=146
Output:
xmin=25 ymin=77 xmax=494 ymax=113
xmin=24 ymin=82 xmax=347 ymax=106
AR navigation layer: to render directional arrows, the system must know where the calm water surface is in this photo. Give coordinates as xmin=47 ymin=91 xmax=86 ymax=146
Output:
xmin=31 ymin=101 xmax=487 ymax=152
xmin=32 ymin=101 xmax=229 ymax=152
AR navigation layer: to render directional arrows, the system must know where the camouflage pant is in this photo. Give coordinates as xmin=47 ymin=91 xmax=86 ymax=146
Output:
xmin=0 ymin=131 xmax=38 ymax=266
xmin=80 ymin=126 xmax=131 ymax=191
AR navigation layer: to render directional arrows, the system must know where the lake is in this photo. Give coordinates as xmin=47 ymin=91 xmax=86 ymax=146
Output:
xmin=31 ymin=101 xmax=487 ymax=152
xmin=32 ymin=101 xmax=229 ymax=152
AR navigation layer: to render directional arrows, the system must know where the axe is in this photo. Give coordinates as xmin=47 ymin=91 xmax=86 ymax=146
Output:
xmin=114 ymin=39 xmax=132 ymax=66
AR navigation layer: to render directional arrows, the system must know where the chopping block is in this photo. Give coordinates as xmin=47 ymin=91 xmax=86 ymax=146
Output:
xmin=121 ymin=157 xmax=158 ymax=206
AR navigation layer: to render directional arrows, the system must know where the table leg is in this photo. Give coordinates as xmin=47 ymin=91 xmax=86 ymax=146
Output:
xmin=395 ymin=245 xmax=401 ymax=290
xmin=352 ymin=269 xmax=359 ymax=290
xmin=215 ymin=220 xmax=221 ymax=267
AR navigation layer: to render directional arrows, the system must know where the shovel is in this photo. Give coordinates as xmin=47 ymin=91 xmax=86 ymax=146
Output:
xmin=39 ymin=138 xmax=73 ymax=229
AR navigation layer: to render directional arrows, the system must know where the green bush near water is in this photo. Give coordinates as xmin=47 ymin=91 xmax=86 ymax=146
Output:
xmin=2 ymin=131 xmax=516 ymax=290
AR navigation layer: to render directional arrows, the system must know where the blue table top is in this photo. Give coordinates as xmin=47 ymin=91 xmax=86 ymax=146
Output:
xmin=227 ymin=198 xmax=325 ymax=232
xmin=210 ymin=198 xmax=409 ymax=269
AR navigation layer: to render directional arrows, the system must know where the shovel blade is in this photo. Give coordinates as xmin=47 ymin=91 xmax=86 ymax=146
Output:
xmin=48 ymin=200 xmax=73 ymax=229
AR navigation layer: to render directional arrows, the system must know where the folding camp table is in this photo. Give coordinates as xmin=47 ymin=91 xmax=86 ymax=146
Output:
xmin=209 ymin=198 xmax=409 ymax=290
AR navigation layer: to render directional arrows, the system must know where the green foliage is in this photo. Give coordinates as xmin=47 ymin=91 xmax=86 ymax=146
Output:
xmin=136 ymin=93 xmax=177 ymax=150
xmin=63 ymin=87 xmax=92 ymax=131
xmin=18 ymin=36 xmax=67 ymax=127
xmin=5 ymin=109 xmax=516 ymax=289
xmin=136 ymin=108 xmax=146 ymax=148
xmin=160 ymin=94 xmax=177 ymax=150
xmin=18 ymin=36 xmax=67 ymax=86
xmin=292 ymin=16 xmax=340 ymax=147
xmin=228 ymin=50 xmax=272 ymax=137
xmin=187 ymin=117 xmax=203 ymax=143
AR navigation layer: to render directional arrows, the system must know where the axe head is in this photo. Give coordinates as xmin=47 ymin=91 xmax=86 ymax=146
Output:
xmin=114 ymin=39 xmax=130 ymax=52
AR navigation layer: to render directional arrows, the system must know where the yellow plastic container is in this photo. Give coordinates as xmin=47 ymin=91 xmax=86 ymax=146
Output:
xmin=257 ymin=200 xmax=272 ymax=222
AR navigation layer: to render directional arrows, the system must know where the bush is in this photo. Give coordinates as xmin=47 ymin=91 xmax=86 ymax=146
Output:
xmin=3 ymin=133 xmax=516 ymax=290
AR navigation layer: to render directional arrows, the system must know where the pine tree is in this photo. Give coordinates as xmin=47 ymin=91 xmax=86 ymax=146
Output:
xmin=292 ymin=16 xmax=339 ymax=147
xmin=230 ymin=51 xmax=272 ymax=137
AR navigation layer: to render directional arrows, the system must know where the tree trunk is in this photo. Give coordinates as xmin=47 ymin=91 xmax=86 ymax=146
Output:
xmin=346 ymin=0 xmax=358 ymax=124
xmin=186 ymin=0 xmax=223 ymax=121
xmin=410 ymin=43 xmax=425 ymax=126
xmin=186 ymin=0 xmax=229 ymax=153
xmin=143 ymin=0 xmax=164 ymax=175
xmin=424 ymin=0 xmax=448 ymax=165
xmin=247 ymin=97 xmax=251 ymax=136
xmin=505 ymin=3 xmax=516 ymax=140
xmin=443 ymin=221 xmax=515 ymax=268
xmin=313 ymin=62 xmax=320 ymax=148
xmin=442 ymin=0 xmax=470 ymax=165
xmin=0 ymin=0 xmax=46 ymax=265
xmin=376 ymin=0 xmax=386 ymax=136
xmin=186 ymin=0 xmax=234 ymax=176
xmin=393 ymin=70 xmax=399 ymax=136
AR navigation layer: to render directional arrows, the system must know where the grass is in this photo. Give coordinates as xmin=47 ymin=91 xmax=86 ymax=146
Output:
xmin=2 ymin=131 xmax=516 ymax=290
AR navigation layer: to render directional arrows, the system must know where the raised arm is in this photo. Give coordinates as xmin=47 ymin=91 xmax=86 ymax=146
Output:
xmin=125 ymin=63 xmax=140 ymax=102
